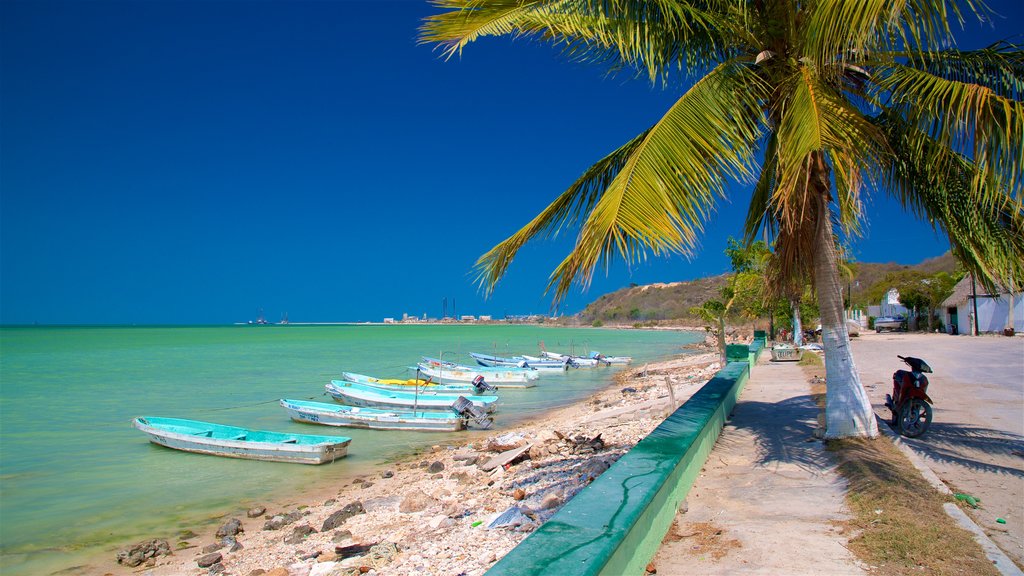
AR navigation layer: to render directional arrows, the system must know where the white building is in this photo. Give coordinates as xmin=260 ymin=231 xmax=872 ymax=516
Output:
xmin=880 ymin=288 xmax=909 ymax=318
xmin=942 ymin=276 xmax=1022 ymax=335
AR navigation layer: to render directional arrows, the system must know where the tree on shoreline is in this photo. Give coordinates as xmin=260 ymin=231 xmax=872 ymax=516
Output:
xmin=421 ymin=0 xmax=1024 ymax=438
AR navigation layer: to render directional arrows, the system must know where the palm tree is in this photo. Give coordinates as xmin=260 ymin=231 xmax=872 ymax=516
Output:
xmin=421 ymin=0 xmax=1024 ymax=438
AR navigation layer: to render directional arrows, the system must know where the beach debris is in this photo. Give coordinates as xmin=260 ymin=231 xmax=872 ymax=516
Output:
xmin=335 ymin=542 xmax=377 ymax=560
xmin=513 ymin=488 xmax=526 ymax=500
xmin=487 ymin=432 xmax=527 ymax=452
xmin=247 ymin=506 xmax=267 ymax=518
xmin=487 ymin=506 xmax=531 ymax=530
xmin=197 ymin=551 xmax=223 ymax=568
xmin=479 ymin=444 xmax=532 ymax=472
xmin=997 ymin=518 xmax=1007 ymax=524
xmin=263 ymin=510 xmax=303 ymax=531
xmin=399 ymin=489 xmax=437 ymax=513
xmin=321 ymin=501 xmax=365 ymax=532
xmin=381 ymin=470 xmax=394 ymax=478
xmin=622 ymin=387 xmax=638 ymax=394
xmin=954 ymin=493 xmax=980 ymax=508
xmin=428 ymin=461 xmax=445 ymax=473
xmin=216 ymin=517 xmax=244 ymax=538
xmin=115 ymin=538 xmax=171 ymax=567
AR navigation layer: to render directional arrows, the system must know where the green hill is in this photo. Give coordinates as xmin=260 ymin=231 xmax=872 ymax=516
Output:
xmin=579 ymin=252 xmax=958 ymax=324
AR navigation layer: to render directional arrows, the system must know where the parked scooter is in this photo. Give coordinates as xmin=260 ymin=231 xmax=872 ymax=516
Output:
xmin=885 ymin=355 xmax=933 ymax=437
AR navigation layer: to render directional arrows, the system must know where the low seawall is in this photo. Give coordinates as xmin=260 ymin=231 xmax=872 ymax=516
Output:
xmin=487 ymin=340 xmax=762 ymax=575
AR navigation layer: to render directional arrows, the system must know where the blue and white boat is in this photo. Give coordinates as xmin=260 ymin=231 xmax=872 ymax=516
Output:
xmin=280 ymin=398 xmax=491 ymax=431
xmin=326 ymin=380 xmax=499 ymax=413
xmin=339 ymin=371 xmax=492 ymax=394
xmin=417 ymin=358 xmax=538 ymax=388
xmin=132 ymin=416 xmax=351 ymax=465
xmin=470 ymin=352 xmax=568 ymax=372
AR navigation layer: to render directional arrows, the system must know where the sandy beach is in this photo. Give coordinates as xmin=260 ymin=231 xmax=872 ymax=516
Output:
xmin=115 ymin=339 xmax=722 ymax=576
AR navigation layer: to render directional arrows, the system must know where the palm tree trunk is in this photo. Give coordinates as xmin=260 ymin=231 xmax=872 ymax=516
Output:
xmin=809 ymin=154 xmax=878 ymax=439
xmin=792 ymin=302 xmax=803 ymax=346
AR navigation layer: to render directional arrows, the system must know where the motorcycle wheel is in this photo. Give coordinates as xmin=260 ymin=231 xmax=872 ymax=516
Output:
xmin=898 ymin=398 xmax=932 ymax=438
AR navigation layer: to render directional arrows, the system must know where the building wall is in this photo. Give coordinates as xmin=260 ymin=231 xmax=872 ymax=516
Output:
xmin=946 ymin=294 xmax=1023 ymax=334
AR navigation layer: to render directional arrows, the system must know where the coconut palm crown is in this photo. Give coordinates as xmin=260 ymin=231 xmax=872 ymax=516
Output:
xmin=421 ymin=0 xmax=1023 ymax=438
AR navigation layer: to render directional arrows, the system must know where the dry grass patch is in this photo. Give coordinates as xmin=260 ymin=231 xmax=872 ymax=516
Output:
xmin=799 ymin=361 xmax=998 ymax=575
xmin=828 ymin=437 xmax=998 ymax=575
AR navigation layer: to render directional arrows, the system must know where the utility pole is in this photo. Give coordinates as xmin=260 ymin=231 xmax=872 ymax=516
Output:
xmin=971 ymin=274 xmax=980 ymax=336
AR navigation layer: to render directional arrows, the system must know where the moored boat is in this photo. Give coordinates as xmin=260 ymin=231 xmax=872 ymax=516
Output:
xmin=340 ymin=371 xmax=491 ymax=394
xmin=540 ymin=350 xmax=601 ymax=367
xmin=470 ymin=352 xmax=568 ymax=372
xmin=132 ymin=416 xmax=351 ymax=465
xmin=589 ymin=351 xmax=633 ymax=365
xmin=280 ymin=399 xmax=491 ymax=431
xmin=419 ymin=357 xmax=538 ymax=387
xmin=326 ymin=380 xmax=499 ymax=413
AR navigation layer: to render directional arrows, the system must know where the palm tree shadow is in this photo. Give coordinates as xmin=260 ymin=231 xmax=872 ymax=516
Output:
xmin=720 ymin=394 xmax=836 ymax=475
xmin=879 ymin=418 xmax=1024 ymax=478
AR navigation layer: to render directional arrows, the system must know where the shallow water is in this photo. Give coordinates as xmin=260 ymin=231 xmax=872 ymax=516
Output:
xmin=0 ymin=324 xmax=697 ymax=574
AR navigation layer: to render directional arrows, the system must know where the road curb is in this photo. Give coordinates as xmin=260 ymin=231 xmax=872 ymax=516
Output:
xmin=874 ymin=414 xmax=1023 ymax=576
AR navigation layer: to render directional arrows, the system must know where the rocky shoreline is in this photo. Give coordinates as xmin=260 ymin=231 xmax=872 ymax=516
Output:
xmin=118 ymin=344 xmax=721 ymax=576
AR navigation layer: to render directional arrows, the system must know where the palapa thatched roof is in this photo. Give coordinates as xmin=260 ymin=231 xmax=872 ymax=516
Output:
xmin=942 ymin=276 xmax=1016 ymax=307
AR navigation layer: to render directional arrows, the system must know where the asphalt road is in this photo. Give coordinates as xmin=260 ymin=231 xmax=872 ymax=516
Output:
xmin=851 ymin=332 xmax=1024 ymax=568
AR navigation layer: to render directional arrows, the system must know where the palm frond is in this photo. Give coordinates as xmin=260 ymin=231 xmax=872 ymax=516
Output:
xmin=773 ymin=65 xmax=886 ymax=235
xmin=878 ymin=61 xmax=1024 ymax=203
xmin=803 ymin=0 xmax=969 ymax=70
xmin=874 ymin=111 xmax=1024 ymax=286
xmin=542 ymin=60 xmax=766 ymax=300
xmin=898 ymin=42 xmax=1024 ymax=100
xmin=473 ymin=127 xmax=652 ymax=295
xmin=475 ymin=60 xmax=766 ymax=301
xmin=743 ymin=131 xmax=779 ymax=243
xmin=420 ymin=0 xmax=743 ymax=83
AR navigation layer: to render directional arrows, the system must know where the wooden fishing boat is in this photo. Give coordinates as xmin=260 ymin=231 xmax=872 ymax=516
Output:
xmin=470 ymin=352 xmax=568 ymax=372
xmin=340 ymin=371 xmax=489 ymax=394
xmin=326 ymin=380 xmax=499 ymax=413
xmin=519 ymin=354 xmax=572 ymax=371
xmin=132 ymin=416 xmax=351 ymax=465
xmin=280 ymin=399 xmax=491 ymax=431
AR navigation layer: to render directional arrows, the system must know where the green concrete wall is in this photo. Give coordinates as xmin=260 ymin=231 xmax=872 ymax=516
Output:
xmin=486 ymin=359 xmax=752 ymax=576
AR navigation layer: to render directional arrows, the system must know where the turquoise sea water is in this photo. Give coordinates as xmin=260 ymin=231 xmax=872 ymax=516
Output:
xmin=0 ymin=324 xmax=697 ymax=575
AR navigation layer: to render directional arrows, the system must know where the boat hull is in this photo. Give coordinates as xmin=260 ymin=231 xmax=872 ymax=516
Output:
xmin=326 ymin=381 xmax=498 ymax=413
xmin=340 ymin=372 xmax=481 ymax=394
xmin=770 ymin=346 xmax=802 ymax=362
xmin=280 ymin=399 xmax=465 ymax=432
xmin=132 ymin=417 xmax=350 ymax=465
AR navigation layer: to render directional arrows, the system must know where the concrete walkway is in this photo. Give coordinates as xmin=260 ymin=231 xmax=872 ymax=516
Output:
xmin=651 ymin=355 xmax=865 ymax=575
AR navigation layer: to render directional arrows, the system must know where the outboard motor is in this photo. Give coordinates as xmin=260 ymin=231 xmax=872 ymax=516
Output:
xmin=471 ymin=375 xmax=496 ymax=393
xmin=451 ymin=396 xmax=493 ymax=429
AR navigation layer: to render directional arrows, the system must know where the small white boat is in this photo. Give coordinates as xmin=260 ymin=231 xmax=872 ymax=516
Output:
xmin=589 ymin=351 xmax=633 ymax=365
xmin=418 ymin=358 xmax=538 ymax=387
xmin=470 ymin=352 xmax=568 ymax=372
xmin=280 ymin=399 xmax=491 ymax=431
xmin=132 ymin=416 xmax=351 ymax=465
xmin=326 ymin=380 xmax=499 ymax=413
xmin=540 ymin=350 xmax=601 ymax=367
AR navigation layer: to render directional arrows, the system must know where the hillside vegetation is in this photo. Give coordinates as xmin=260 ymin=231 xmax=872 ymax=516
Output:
xmin=580 ymin=252 xmax=958 ymax=324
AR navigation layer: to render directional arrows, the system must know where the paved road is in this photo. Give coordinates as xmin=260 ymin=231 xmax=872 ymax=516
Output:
xmin=851 ymin=332 xmax=1024 ymax=567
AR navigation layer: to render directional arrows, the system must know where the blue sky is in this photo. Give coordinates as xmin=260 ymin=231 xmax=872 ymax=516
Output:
xmin=1 ymin=0 xmax=1019 ymax=324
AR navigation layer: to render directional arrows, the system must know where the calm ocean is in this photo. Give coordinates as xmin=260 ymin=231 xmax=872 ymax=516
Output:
xmin=0 ymin=324 xmax=697 ymax=574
